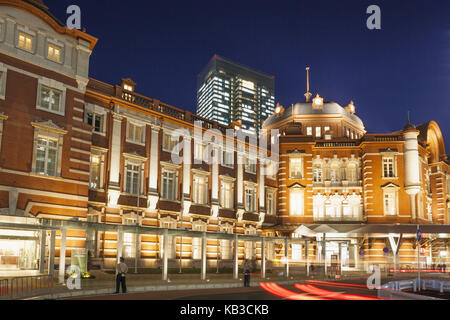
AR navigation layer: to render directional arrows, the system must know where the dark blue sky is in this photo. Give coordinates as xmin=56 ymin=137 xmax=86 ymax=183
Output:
xmin=46 ymin=0 xmax=449 ymax=151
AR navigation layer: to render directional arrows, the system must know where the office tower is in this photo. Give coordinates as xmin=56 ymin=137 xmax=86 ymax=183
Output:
xmin=197 ymin=55 xmax=275 ymax=135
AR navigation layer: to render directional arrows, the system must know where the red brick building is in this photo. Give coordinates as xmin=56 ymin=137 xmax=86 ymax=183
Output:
xmin=0 ymin=0 xmax=448 ymax=277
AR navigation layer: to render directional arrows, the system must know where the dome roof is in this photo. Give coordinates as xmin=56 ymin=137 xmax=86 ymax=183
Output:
xmin=263 ymin=101 xmax=364 ymax=128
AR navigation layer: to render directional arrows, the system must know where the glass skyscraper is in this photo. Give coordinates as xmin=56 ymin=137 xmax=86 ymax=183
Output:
xmin=197 ymin=55 xmax=275 ymax=135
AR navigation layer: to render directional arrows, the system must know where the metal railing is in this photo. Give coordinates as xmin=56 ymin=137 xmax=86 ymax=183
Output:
xmin=7 ymin=275 xmax=54 ymax=300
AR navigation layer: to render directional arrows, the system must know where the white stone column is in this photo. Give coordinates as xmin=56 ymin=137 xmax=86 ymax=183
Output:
xmin=305 ymin=240 xmax=310 ymax=277
xmin=39 ymin=230 xmax=46 ymax=274
xmin=58 ymin=228 xmax=66 ymax=284
xmin=410 ymin=194 xmax=417 ymax=220
xmin=211 ymin=146 xmax=219 ymax=204
xmin=116 ymin=227 xmax=123 ymax=264
xmin=233 ymin=234 xmax=239 ymax=280
xmin=261 ymin=237 xmax=266 ymax=279
xmin=147 ymin=125 xmax=160 ymax=212
xmin=182 ymin=136 xmax=192 ymax=198
xmin=201 ymin=232 xmax=207 ymax=281
xmin=108 ymin=113 xmax=123 ymax=207
xmin=259 ymin=161 xmax=265 ymax=210
xmin=48 ymin=229 xmax=56 ymax=279
xmin=403 ymin=128 xmax=421 ymax=219
xmin=237 ymin=152 xmax=244 ymax=207
xmin=149 ymin=125 xmax=160 ymax=193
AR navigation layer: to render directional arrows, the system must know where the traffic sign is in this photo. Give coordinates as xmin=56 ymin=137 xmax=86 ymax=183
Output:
xmin=417 ymin=228 xmax=422 ymax=242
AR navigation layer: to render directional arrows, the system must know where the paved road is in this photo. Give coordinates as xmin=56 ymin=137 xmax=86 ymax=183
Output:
xmin=67 ymin=280 xmax=381 ymax=300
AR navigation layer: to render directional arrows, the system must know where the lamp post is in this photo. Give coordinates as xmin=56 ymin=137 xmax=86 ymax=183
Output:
xmin=135 ymin=164 xmax=141 ymax=274
xmin=179 ymin=191 xmax=184 ymax=274
xmin=216 ymin=216 xmax=220 ymax=274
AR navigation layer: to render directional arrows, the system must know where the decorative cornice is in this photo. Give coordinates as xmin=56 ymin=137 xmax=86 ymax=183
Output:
xmin=31 ymin=120 xmax=67 ymax=135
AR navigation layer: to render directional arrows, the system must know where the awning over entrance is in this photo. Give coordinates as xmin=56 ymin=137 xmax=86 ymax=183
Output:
xmin=302 ymin=224 xmax=450 ymax=235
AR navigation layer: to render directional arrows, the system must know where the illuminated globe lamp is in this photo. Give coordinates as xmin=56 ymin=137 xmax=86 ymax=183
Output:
xmin=274 ymin=103 xmax=285 ymax=117
xmin=312 ymin=94 xmax=324 ymax=109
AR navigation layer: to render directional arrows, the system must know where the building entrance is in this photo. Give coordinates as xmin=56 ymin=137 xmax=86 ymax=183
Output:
xmin=0 ymin=230 xmax=39 ymax=271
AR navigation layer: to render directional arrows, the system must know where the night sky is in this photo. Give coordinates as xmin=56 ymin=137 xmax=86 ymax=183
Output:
xmin=45 ymin=0 xmax=449 ymax=151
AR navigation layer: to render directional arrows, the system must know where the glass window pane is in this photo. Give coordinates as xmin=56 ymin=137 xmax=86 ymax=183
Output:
xmin=47 ymin=148 xmax=57 ymax=176
xmin=40 ymin=87 xmax=51 ymax=109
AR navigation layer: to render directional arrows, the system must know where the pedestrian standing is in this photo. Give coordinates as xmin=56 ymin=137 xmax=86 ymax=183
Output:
xmin=115 ymin=257 xmax=128 ymax=294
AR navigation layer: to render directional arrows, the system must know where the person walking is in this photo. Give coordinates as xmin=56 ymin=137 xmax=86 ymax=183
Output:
xmin=243 ymin=260 xmax=251 ymax=287
xmin=115 ymin=257 xmax=128 ymax=294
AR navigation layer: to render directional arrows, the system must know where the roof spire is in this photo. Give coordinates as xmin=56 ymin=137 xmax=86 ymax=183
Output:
xmin=408 ymin=110 xmax=411 ymax=124
xmin=304 ymin=66 xmax=312 ymax=102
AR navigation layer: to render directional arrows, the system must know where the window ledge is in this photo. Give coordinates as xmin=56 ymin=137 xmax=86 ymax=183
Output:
xmin=126 ymin=139 xmax=146 ymax=146
xmin=93 ymin=131 xmax=107 ymax=137
xmin=160 ymin=199 xmax=181 ymax=204
xmin=30 ymin=172 xmax=62 ymax=181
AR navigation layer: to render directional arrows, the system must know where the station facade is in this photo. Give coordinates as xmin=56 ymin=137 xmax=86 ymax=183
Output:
xmin=0 ymin=0 xmax=448 ymax=276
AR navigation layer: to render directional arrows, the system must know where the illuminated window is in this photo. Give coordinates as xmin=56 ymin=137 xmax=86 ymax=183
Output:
xmin=123 ymin=84 xmax=133 ymax=92
xmin=289 ymin=158 xmax=303 ymax=179
xmin=290 ymin=188 xmax=304 ymax=216
xmin=18 ymin=32 xmax=33 ymax=51
xmin=162 ymin=132 xmax=177 ymax=152
xmin=384 ymin=192 xmax=397 ymax=216
xmin=313 ymin=166 xmax=323 ymax=183
xmin=222 ymin=150 xmax=234 ymax=168
xmin=245 ymin=157 xmax=257 ymax=174
xmin=35 ymin=138 xmax=58 ymax=176
xmin=244 ymin=185 xmax=256 ymax=212
xmin=123 ymin=218 xmax=136 ymax=258
xmin=383 ymin=157 xmax=395 ymax=178
xmin=85 ymin=112 xmax=104 ymax=133
xmin=220 ymin=225 xmax=233 ymax=260
xmin=90 ymin=155 xmax=102 ymax=190
xmin=127 ymin=122 xmax=145 ymax=144
xmin=125 ymin=162 xmax=143 ymax=195
xmin=348 ymin=163 xmax=357 ymax=182
xmin=220 ymin=180 xmax=234 ymax=209
xmin=194 ymin=143 xmax=205 ymax=161
xmin=39 ymin=86 xmax=62 ymax=113
xmin=307 ymin=127 xmax=313 ymax=136
xmin=0 ymin=67 xmax=6 ymax=100
xmin=266 ymin=190 xmax=276 ymax=215
xmin=316 ymin=127 xmax=322 ymax=138
xmin=161 ymin=168 xmax=177 ymax=201
xmin=193 ymin=175 xmax=208 ymax=205
xmin=47 ymin=44 xmax=61 ymax=62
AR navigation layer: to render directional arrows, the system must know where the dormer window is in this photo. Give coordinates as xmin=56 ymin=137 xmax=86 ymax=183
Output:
xmin=124 ymin=84 xmax=133 ymax=92
xmin=47 ymin=44 xmax=62 ymax=62
xmin=18 ymin=32 xmax=33 ymax=51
